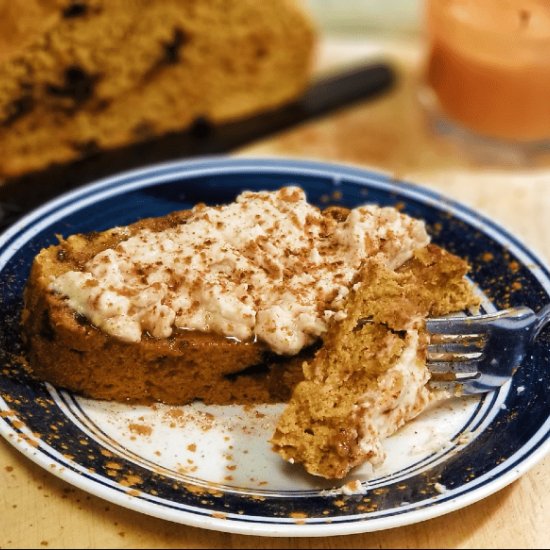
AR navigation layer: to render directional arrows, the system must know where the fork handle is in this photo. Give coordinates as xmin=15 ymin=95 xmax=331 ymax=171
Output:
xmin=532 ymin=303 xmax=550 ymax=341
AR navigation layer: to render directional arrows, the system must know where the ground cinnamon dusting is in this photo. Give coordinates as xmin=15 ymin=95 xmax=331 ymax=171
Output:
xmin=128 ymin=423 xmax=152 ymax=436
xmin=119 ymin=474 xmax=143 ymax=487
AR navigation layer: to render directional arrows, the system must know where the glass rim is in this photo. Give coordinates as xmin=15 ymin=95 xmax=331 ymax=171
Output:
xmin=425 ymin=0 xmax=550 ymax=49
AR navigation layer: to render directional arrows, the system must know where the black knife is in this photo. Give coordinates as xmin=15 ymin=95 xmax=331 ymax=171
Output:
xmin=0 ymin=62 xmax=395 ymax=230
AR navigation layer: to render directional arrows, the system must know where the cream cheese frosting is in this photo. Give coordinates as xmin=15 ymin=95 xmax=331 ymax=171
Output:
xmin=50 ymin=187 xmax=430 ymax=354
xmin=355 ymin=330 xmax=431 ymax=467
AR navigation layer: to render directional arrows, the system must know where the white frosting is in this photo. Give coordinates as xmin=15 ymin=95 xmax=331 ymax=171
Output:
xmin=355 ymin=330 xmax=431 ymax=466
xmin=50 ymin=187 xmax=429 ymax=355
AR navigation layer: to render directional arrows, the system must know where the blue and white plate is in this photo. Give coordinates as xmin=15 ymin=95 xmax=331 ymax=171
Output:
xmin=1 ymin=158 xmax=549 ymax=537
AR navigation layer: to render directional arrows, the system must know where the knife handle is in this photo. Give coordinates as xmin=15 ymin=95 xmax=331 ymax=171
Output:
xmin=0 ymin=62 xmax=395 ymax=232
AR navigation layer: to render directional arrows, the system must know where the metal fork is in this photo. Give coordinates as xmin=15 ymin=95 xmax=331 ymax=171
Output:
xmin=427 ymin=305 xmax=550 ymax=394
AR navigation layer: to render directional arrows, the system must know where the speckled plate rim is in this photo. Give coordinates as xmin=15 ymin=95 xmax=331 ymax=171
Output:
xmin=1 ymin=156 xmax=549 ymax=537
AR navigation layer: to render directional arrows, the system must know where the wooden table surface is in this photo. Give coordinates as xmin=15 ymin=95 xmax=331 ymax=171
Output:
xmin=1 ymin=36 xmax=550 ymax=549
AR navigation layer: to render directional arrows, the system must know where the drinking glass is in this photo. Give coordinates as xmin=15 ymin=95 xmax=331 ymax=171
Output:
xmin=422 ymin=0 xmax=550 ymax=150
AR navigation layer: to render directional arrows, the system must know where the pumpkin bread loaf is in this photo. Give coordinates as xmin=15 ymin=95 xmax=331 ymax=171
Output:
xmin=0 ymin=0 xmax=315 ymax=178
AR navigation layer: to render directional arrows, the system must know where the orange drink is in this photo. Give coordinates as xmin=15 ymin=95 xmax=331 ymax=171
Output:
xmin=425 ymin=0 xmax=550 ymax=142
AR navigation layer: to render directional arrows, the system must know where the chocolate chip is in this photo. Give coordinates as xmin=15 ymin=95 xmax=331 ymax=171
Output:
xmin=56 ymin=249 xmax=68 ymax=262
xmin=40 ymin=313 xmax=56 ymax=342
xmin=163 ymin=28 xmax=187 ymax=64
xmin=74 ymin=313 xmax=89 ymax=327
xmin=2 ymin=95 xmax=34 ymax=126
xmin=142 ymin=28 xmax=189 ymax=81
xmin=190 ymin=116 xmax=212 ymax=139
xmin=46 ymin=66 xmax=97 ymax=106
xmin=62 ymin=2 xmax=88 ymax=18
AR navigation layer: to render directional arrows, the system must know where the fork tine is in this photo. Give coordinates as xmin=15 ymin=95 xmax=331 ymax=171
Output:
xmin=358 ymin=306 xmax=539 ymax=394
xmin=430 ymin=371 xmax=481 ymax=382
xmin=427 ymin=306 xmax=536 ymax=335
xmin=428 ymin=334 xmax=487 ymax=354
xmin=426 ymin=358 xmax=481 ymax=374
xmin=428 ymin=332 xmax=484 ymax=345
xmin=425 ymin=306 xmax=539 ymax=394
xmin=426 ymin=317 xmax=488 ymax=335
xmin=427 ymin=350 xmax=483 ymax=362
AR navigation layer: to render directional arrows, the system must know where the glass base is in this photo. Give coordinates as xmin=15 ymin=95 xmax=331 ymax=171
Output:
xmin=418 ymin=85 xmax=550 ymax=168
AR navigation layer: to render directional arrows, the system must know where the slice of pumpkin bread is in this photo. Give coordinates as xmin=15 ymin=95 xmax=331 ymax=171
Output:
xmin=271 ymin=245 xmax=480 ymax=479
